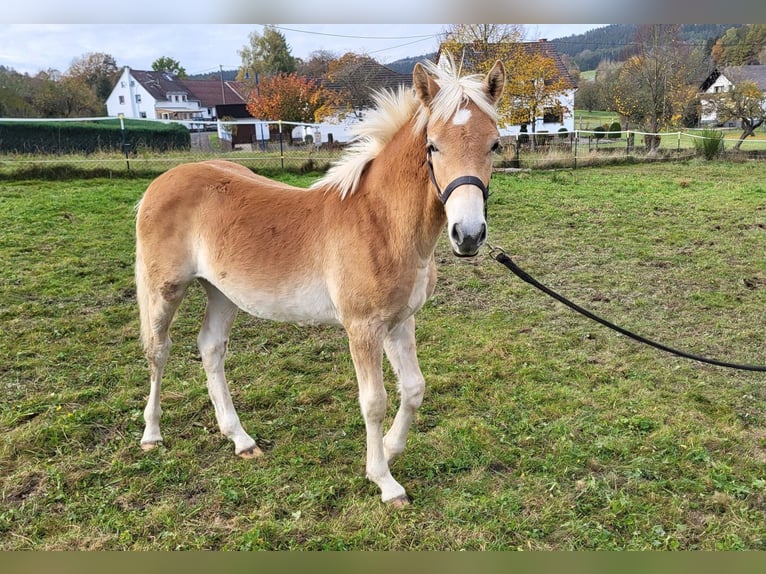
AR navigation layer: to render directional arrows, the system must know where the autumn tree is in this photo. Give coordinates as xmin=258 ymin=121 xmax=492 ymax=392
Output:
xmin=33 ymin=71 xmax=103 ymax=117
xmin=325 ymin=53 xmax=385 ymax=118
xmin=608 ymin=25 xmax=706 ymax=151
xmin=440 ymin=27 xmax=573 ymax=148
xmin=237 ymin=25 xmax=296 ymax=82
xmin=505 ymin=50 xmax=572 ymax=148
xmin=711 ymin=25 xmax=766 ymax=66
xmin=706 ymin=79 xmax=766 ymax=150
xmin=66 ymin=52 xmax=121 ymax=102
xmin=152 ymin=56 xmax=187 ymax=78
xmin=246 ymin=73 xmax=339 ymax=125
xmin=297 ymin=50 xmax=337 ymax=78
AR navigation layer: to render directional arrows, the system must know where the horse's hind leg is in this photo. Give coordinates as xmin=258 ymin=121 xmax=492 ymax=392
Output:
xmin=136 ymin=262 xmax=188 ymax=450
xmin=382 ymin=316 xmax=425 ymax=464
xmin=197 ymin=280 xmax=261 ymax=458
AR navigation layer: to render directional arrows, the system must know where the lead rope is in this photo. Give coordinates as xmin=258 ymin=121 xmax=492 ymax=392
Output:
xmin=488 ymin=244 xmax=766 ymax=372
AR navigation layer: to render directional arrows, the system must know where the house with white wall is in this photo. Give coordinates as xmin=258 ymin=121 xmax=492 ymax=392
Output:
xmin=105 ymin=67 xmax=249 ymax=124
xmin=699 ymin=65 xmax=766 ymax=126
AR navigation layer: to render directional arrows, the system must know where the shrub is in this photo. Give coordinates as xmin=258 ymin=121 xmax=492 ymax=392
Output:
xmin=593 ymin=125 xmax=605 ymax=139
xmin=536 ymin=131 xmax=552 ymax=146
xmin=608 ymin=121 xmax=622 ymax=139
xmin=0 ymin=119 xmax=190 ymax=154
xmin=558 ymin=127 xmax=569 ymax=139
xmin=693 ymin=128 xmax=724 ymax=160
xmin=518 ymin=124 xmax=529 ymax=145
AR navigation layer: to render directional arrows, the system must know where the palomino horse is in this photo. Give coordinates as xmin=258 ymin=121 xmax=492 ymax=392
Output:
xmin=135 ymin=58 xmax=505 ymax=505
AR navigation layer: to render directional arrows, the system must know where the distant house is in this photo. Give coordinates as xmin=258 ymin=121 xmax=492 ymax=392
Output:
xmin=435 ymin=39 xmax=577 ymax=137
xmin=699 ymin=65 xmax=766 ymax=126
xmin=104 ymin=62 xmax=412 ymax=145
xmin=105 ymin=67 xmax=250 ymax=124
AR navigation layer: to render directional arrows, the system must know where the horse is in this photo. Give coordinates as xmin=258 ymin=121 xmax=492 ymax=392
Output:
xmin=134 ymin=57 xmax=506 ymax=506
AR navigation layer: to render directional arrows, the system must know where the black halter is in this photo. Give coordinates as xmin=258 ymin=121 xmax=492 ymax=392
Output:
xmin=426 ymin=147 xmax=490 ymax=209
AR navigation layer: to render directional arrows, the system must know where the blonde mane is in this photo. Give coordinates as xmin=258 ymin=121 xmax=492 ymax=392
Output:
xmin=311 ymin=57 xmax=499 ymax=199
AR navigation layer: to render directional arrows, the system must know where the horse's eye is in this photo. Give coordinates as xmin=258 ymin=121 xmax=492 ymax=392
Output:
xmin=426 ymin=142 xmax=438 ymax=154
xmin=491 ymin=140 xmax=503 ymax=154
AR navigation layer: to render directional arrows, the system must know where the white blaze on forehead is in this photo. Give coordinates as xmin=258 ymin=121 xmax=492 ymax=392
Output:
xmin=452 ymin=108 xmax=472 ymax=126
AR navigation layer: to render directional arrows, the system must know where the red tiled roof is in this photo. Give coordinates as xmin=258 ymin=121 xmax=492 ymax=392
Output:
xmin=128 ymin=69 xmax=249 ymax=106
xmin=180 ymin=79 xmax=249 ymax=107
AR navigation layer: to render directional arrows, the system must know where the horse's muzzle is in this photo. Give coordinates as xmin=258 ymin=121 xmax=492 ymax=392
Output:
xmin=450 ymin=221 xmax=487 ymax=257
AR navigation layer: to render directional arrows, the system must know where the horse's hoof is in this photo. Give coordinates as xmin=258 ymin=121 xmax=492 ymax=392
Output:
xmin=140 ymin=441 xmax=161 ymax=451
xmin=237 ymin=446 xmax=263 ymax=459
xmin=387 ymin=495 xmax=411 ymax=509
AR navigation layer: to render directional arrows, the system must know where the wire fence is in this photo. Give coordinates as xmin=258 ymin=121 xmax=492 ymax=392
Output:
xmin=1 ymin=117 xmax=765 ymax=179
xmin=499 ymin=128 xmax=766 ymax=170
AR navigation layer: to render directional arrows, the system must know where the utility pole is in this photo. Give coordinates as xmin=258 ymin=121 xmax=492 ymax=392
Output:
xmin=219 ymin=65 xmax=226 ymax=104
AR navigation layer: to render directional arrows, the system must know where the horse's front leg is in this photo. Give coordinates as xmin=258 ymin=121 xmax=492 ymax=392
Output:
xmin=347 ymin=322 xmax=409 ymax=506
xmin=382 ymin=316 xmax=425 ymax=464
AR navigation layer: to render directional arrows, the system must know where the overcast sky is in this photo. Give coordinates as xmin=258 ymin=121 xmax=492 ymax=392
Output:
xmin=0 ymin=0 xmax=759 ymax=76
xmin=0 ymin=24 xmax=603 ymax=77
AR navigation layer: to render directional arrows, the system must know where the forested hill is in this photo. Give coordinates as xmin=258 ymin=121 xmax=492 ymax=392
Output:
xmin=551 ymin=24 xmax=739 ymax=71
xmin=384 ymin=53 xmax=437 ymax=74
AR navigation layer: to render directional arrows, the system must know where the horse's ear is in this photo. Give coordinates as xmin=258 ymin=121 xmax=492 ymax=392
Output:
xmin=413 ymin=62 xmax=440 ymax=107
xmin=484 ymin=60 xmax=506 ymax=105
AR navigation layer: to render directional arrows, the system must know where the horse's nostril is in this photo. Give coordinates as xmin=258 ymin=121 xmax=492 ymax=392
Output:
xmin=450 ymin=223 xmax=463 ymax=245
xmin=478 ymin=223 xmax=487 ymax=244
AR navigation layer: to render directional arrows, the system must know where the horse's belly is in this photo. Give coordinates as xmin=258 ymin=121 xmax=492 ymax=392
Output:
xmin=223 ymin=281 xmax=340 ymax=325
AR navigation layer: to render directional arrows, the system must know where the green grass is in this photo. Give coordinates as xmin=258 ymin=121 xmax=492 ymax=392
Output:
xmin=574 ymin=110 xmax=621 ymax=131
xmin=2 ymin=161 xmax=766 ymax=549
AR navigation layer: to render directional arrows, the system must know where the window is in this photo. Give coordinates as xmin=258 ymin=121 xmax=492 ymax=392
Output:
xmin=139 ymin=112 xmax=147 ymax=118
xmin=118 ymin=95 xmax=125 ymax=105
xmin=543 ymin=107 xmax=563 ymax=123
xmin=135 ymin=94 xmax=142 ymax=103
xmin=120 ymin=81 xmax=125 ymax=88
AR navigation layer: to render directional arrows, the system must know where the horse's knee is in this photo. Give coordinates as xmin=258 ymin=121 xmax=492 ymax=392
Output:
xmin=197 ymin=335 xmax=228 ymax=367
xmin=145 ymin=337 xmax=171 ymax=367
xmin=401 ymin=377 xmax=425 ymax=410
xmin=359 ymin=388 xmax=388 ymax=423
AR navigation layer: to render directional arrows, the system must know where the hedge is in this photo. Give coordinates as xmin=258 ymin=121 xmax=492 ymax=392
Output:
xmin=0 ymin=118 xmax=191 ymax=154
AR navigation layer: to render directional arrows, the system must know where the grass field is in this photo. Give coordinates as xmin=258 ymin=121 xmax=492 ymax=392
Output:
xmin=2 ymin=160 xmax=766 ymax=550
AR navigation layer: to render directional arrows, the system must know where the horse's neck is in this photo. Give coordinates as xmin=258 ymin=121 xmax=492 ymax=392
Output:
xmin=364 ymin=121 xmax=446 ymax=258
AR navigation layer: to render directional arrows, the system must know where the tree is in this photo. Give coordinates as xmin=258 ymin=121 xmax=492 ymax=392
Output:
xmin=574 ymin=77 xmax=602 ymax=113
xmin=0 ymin=66 xmax=36 ymax=117
xmin=504 ymin=49 xmax=572 ymax=148
xmin=66 ymin=52 xmax=120 ymax=102
xmin=325 ymin=53 xmax=384 ymax=118
xmin=151 ymin=56 xmax=187 ymax=78
xmin=711 ymin=25 xmax=766 ymax=65
xmin=296 ymin=50 xmax=337 ymax=78
xmin=440 ymin=24 xmax=524 ymax=46
xmin=33 ymin=72 xmax=103 ymax=117
xmin=237 ymin=25 xmax=296 ymax=82
xmin=608 ymin=25 xmax=707 ymax=151
xmin=707 ymin=79 xmax=766 ymax=150
xmin=245 ymin=73 xmax=340 ymax=125
xmin=438 ymin=26 xmax=573 ymax=147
